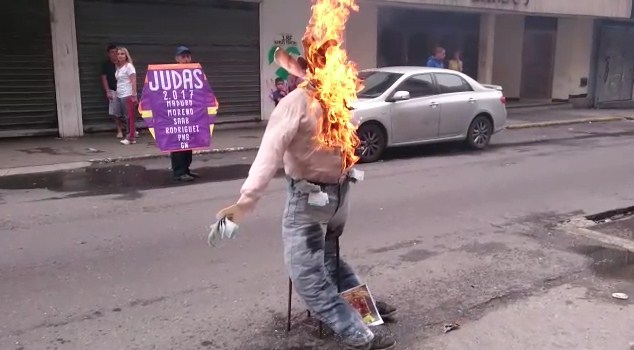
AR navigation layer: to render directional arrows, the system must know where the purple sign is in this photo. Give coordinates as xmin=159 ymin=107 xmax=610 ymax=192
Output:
xmin=139 ymin=63 xmax=218 ymax=153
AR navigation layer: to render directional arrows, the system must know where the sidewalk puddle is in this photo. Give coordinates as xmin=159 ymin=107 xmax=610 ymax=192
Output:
xmin=17 ymin=147 xmax=64 ymax=155
xmin=0 ymin=164 xmax=283 ymax=198
xmin=573 ymin=245 xmax=633 ymax=281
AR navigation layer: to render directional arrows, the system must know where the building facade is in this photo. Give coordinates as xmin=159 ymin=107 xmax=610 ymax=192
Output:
xmin=261 ymin=0 xmax=633 ymax=119
xmin=0 ymin=0 xmax=632 ymax=138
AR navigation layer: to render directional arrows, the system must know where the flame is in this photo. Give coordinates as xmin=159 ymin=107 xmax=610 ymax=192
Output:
xmin=302 ymin=0 xmax=362 ymax=171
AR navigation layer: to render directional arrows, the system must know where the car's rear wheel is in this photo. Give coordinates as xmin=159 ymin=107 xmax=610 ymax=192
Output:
xmin=466 ymin=115 xmax=493 ymax=150
xmin=357 ymin=123 xmax=386 ymax=163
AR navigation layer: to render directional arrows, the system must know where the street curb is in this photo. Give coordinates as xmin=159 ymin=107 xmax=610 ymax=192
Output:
xmin=2 ymin=116 xmax=634 ymax=177
xmin=506 ymin=116 xmax=633 ymax=130
xmin=0 ymin=161 xmax=93 ymax=177
xmin=561 ymin=217 xmax=634 ymax=253
xmin=90 ymin=146 xmax=260 ymax=164
xmin=0 ymin=146 xmax=260 ymax=177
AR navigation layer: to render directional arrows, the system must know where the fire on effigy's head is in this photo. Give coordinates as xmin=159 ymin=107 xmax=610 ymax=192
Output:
xmin=301 ymin=0 xmax=362 ymax=171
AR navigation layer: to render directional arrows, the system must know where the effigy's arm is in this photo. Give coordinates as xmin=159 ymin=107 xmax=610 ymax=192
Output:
xmin=236 ymin=96 xmax=301 ymax=213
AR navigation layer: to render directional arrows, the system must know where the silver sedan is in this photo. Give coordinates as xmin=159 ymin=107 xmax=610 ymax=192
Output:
xmin=351 ymin=66 xmax=507 ymax=163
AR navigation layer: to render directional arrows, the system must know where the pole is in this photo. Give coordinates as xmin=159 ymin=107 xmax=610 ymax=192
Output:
xmin=336 ymin=237 xmax=341 ymax=293
xmin=286 ymin=278 xmax=292 ymax=332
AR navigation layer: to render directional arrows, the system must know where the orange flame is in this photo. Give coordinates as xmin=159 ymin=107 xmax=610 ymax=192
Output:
xmin=302 ymin=0 xmax=362 ymax=171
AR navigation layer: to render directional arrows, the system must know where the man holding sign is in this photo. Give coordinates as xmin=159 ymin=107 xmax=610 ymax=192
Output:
xmin=138 ymin=46 xmax=218 ymax=181
xmin=171 ymin=46 xmax=198 ymax=182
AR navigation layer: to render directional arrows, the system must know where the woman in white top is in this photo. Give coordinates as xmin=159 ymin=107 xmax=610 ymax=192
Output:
xmin=114 ymin=47 xmax=138 ymax=145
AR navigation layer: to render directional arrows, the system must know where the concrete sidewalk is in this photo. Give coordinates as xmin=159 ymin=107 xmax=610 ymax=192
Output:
xmin=1 ymin=107 xmax=633 ymax=175
xmin=507 ymin=105 xmax=634 ymax=128
xmin=0 ymin=125 xmax=265 ymax=175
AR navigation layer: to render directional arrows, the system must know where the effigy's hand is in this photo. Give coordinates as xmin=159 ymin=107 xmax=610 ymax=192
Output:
xmin=215 ymin=203 xmax=246 ymax=224
xmin=208 ymin=204 xmax=245 ymax=246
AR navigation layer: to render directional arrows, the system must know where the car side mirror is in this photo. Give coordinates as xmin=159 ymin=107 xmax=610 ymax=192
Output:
xmin=391 ymin=91 xmax=410 ymax=102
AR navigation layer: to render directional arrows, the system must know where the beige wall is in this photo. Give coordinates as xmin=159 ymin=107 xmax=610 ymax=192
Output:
xmin=551 ymin=18 xmax=595 ymax=101
xmin=492 ymin=14 xmax=525 ymax=99
xmin=489 ymin=14 xmax=595 ymax=101
xmin=50 ymin=0 xmax=83 ymax=137
xmin=380 ymin=0 xmax=631 ymax=18
xmin=477 ymin=13 xmax=496 ymax=84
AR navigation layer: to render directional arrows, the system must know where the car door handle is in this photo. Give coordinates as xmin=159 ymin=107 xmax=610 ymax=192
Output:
xmin=468 ymin=98 xmax=477 ymax=103
xmin=430 ymin=102 xmax=439 ymax=108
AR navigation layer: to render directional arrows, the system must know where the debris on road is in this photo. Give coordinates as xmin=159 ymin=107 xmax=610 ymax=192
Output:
xmin=611 ymin=292 xmax=629 ymax=300
xmin=443 ymin=322 xmax=460 ymax=334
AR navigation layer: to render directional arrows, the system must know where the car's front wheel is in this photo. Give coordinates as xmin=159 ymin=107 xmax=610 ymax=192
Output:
xmin=357 ymin=123 xmax=387 ymax=163
xmin=466 ymin=115 xmax=493 ymax=150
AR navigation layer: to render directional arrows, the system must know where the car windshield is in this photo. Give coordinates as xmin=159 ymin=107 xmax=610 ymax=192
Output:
xmin=357 ymin=71 xmax=403 ymax=98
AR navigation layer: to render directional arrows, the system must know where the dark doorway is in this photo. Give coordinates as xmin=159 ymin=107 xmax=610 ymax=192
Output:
xmin=595 ymin=25 xmax=634 ymax=106
xmin=377 ymin=6 xmax=480 ymax=78
xmin=520 ymin=17 xmax=557 ymax=99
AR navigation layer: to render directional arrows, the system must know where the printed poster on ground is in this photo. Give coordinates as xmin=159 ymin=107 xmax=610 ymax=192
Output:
xmin=340 ymin=284 xmax=384 ymax=326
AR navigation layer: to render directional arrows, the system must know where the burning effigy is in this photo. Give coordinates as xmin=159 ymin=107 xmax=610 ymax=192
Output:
xmin=214 ymin=1 xmax=396 ymax=348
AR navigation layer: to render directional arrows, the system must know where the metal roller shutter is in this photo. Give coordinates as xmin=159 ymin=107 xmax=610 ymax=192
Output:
xmin=75 ymin=0 xmax=261 ymax=132
xmin=0 ymin=0 xmax=57 ymax=137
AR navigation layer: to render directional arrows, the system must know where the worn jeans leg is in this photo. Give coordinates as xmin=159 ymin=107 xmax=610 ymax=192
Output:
xmin=324 ymin=182 xmax=362 ymax=292
xmin=282 ymin=181 xmax=373 ymax=347
xmin=118 ymin=96 xmax=134 ymax=140
xmin=126 ymin=97 xmax=135 ymax=141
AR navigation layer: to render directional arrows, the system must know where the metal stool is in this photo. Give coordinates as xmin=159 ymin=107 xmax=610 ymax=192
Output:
xmin=286 ymin=237 xmax=341 ymax=337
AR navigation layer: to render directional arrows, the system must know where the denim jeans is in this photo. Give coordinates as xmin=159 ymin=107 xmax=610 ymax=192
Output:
xmin=113 ymin=95 xmax=135 ymax=140
xmin=282 ymin=177 xmax=374 ymax=347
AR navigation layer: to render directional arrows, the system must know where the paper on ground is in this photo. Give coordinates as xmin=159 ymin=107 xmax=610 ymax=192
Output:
xmin=340 ymin=283 xmax=383 ymax=326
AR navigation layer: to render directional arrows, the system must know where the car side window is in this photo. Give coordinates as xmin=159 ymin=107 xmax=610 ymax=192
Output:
xmin=435 ymin=73 xmax=473 ymax=94
xmin=394 ymin=74 xmax=436 ymax=98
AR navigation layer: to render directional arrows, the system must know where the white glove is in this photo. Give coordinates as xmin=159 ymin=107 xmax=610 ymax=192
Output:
xmin=208 ymin=204 xmax=246 ymax=247
xmin=208 ymin=217 xmax=239 ymax=247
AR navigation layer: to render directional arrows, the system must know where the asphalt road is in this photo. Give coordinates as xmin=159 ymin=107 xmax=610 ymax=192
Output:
xmin=1 ymin=121 xmax=634 ymax=350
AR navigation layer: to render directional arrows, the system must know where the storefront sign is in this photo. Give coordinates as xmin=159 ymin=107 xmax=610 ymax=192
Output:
xmin=139 ymin=63 xmax=218 ymax=153
xmin=472 ymin=0 xmax=529 ymax=6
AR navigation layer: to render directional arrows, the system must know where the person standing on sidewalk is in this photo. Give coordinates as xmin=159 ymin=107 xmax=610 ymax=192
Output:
xmin=101 ymin=43 xmax=124 ymax=138
xmin=426 ymin=46 xmax=446 ymax=68
xmin=448 ymin=50 xmax=463 ymax=72
xmin=115 ymin=47 xmax=138 ymax=145
xmin=170 ymin=46 xmax=198 ymax=182
xmin=214 ymin=55 xmax=397 ymax=348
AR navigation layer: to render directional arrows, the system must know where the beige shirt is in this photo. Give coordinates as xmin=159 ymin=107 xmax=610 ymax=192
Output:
xmin=448 ymin=59 xmax=463 ymax=72
xmin=237 ymin=87 xmax=344 ymax=212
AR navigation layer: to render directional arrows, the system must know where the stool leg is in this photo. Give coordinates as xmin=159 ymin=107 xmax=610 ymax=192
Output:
xmin=287 ymin=278 xmax=292 ymax=332
xmin=336 ymin=237 xmax=341 ymax=293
